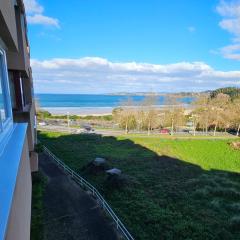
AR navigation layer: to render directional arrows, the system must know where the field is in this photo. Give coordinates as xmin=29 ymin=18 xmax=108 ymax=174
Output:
xmin=38 ymin=131 xmax=240 ymax=240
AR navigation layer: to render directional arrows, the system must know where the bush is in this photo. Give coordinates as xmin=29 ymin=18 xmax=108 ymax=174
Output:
xmin=37 ymin=110 xmax=51 ymax=119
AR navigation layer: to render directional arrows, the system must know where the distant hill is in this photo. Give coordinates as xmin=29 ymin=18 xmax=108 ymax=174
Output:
xmin=108 ymin=92 xmax=201 ymax=97
xmin=107 ymin=88 xmax=240 ymax=99
xmin=210 ymin=87 xmax=240 ymax=99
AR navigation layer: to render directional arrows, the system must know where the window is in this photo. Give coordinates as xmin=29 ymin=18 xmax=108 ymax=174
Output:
xmin=8 ymin=71 xmax=28 ymax=111
xmin=8 ymin=72 xmax=17 ymax=110
xmin=0 ymin=47 xmax=13 ymax=137
xmin=0 ymin=68 xmax=5 ymax=121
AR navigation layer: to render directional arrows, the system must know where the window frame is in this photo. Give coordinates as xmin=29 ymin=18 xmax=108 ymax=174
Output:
xmin=0 ymin=46 xmax=13 ymax=148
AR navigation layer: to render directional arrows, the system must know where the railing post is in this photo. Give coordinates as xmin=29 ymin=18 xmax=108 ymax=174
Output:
xmin=42 ymin=145 xmax=134 ymax=240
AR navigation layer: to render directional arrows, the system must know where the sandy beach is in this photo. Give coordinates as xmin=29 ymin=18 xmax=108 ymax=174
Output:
xmin=43 ymin=104 xmax=190 ymax=116
xmin=43 ymin=107 xmax=114 ymax=116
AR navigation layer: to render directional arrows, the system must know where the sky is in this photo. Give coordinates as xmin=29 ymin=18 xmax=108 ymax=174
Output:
xmin=23 ymin=0 xmax=240 ymax=93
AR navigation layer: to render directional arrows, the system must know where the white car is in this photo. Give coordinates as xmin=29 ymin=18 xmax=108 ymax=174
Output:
xmin=38 ymin=122 xmax=47 ymax=126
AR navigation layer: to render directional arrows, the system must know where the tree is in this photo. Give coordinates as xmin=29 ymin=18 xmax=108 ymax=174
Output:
xmin=193 ymin=95 xmax=211 ymax=135
xmin=157 ymin=111 xmax=167 ymax=129
xmin=219 ymin=105 xmax=232 ymax=133
xmin=113 ymin=98 xmax=136 ymax=134
xmin=232 ymin=98 xmax=240 ymax=136
xmin=189 ymin=114 xmax=198 ymax=136
xmin=135 ymin=107 xmax=145 ymax=132
xmin=141 ymin=95 xmax=158 ymax=135
xmin=209 ymin=93 xmax=230 ymax=136
xmin=164 ymin=96 xmax=186 ymax=135
xmin=210 ymin=87 xmax=240 ymax=100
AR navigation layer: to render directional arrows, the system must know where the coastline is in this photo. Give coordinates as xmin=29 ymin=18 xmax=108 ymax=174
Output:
xmin=42 ymin=104 xmax=191 ymax=116
xmin=43 ymin=107 xmax=114 ymax=116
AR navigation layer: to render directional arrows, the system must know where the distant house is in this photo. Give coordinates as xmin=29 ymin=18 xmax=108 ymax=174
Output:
xmin=0 ymin=1 xmax=38 ymax=240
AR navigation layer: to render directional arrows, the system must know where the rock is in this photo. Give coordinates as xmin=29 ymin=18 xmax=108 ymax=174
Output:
xmin=106 ymin=168 xmax=122 ymax=176
xmin=230 ymin=141 xmax=240 ymax=150
xmin=93 ymin=157 xmax=106 ymax=166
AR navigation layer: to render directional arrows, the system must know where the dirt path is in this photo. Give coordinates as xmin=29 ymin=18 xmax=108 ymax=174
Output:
xmin=39 ymin=153 xmax=119 ymax=240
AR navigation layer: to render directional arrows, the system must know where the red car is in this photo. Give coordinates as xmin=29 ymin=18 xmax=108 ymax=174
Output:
xmin=160 ymin=129 xmax=170 ymax=134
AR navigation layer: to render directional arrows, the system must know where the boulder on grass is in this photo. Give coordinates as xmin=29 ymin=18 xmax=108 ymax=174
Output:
xmin=93 ymin=157 xmax=106 ymax=166
xmin=106 ymin=168 xmax=122 ymax=176
xmin=230 ymin=141 xmax=240 ymax=150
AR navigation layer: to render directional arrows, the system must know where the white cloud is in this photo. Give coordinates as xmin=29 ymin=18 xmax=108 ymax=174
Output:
xmin=216 ymin=0 xmax=240 ymax=60
xmin=24 ymin=0 xmax=43 ymax=14
xmin=220 ymin=44 xmax=240 ymax=60
xmin=23 ymin=0 xmax=60 ymax=28
xmin=27 ymin=14 xmax=59 ymax=28
xmin=216 ymin=0 xmax=240 ymax=18
xmin=219 ymin=18 xmax=240 ymax=37
xmin=31 ymin=57 xmax=240 ymax=93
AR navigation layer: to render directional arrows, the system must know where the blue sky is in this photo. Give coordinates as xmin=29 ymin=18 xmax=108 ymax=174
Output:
xmin=24 ymin=0 xmax=240 ymax=93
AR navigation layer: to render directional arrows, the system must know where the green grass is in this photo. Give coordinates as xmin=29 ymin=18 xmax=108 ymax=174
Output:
xmin=38 ymin=131 xmax=240 ymax=240
xmin=125 ymin=136 xmax=240 ymax=172
xmin=31 ymin=172 xmax=46 ymax=240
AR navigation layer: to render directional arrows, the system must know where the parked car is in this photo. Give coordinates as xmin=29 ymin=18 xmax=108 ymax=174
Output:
xmin=38 ymin=122 xmax=47 ymax=126
xmin=160 ymin=129 xmax=170 ymax=134
xmin=82 ymin=124 xmax=95 ymax=134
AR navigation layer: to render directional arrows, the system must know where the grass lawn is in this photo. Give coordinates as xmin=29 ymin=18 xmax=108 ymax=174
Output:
xmin=38 ymin=131 xmax=240 ymax=240
xmin=31 ymin=172 xmax=46 ymax=240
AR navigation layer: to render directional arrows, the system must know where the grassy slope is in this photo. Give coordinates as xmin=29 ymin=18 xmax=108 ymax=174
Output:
xmin=38 ymin=131 xmax=240 ymax=240
xmin=127 ymin=136 xmax=240 ymax=172
xmin=31 ymin=172 xmax=45 ymax=240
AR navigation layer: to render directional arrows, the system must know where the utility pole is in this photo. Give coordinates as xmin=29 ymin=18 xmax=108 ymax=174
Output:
xmin=67 ymin=111 xmax=70 ymax=132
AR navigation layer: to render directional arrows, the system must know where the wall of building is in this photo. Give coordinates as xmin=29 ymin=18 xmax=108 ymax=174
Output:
xmin=6 ymin=3 xmax=30 ymax=76
xmin=0 ymin=1 xmax=38 ymax=238
xmin=4 ymin=132 xmax=32 ymax=240
xmin=0 ymin=0 xmax=18 ymax=51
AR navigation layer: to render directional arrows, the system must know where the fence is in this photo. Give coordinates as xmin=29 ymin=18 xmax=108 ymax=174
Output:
xmin=42 ymin=145 xmax=134 ymax=240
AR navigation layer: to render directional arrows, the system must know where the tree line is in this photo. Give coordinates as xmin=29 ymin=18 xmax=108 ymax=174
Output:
xmin=112 ymin=92 xmax=240 ymax=136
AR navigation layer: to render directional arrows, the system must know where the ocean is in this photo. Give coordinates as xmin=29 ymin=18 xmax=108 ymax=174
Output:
xmin=35 ymin=94 xmax=194 ymax=115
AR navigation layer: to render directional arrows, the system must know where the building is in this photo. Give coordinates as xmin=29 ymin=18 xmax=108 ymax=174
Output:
xmin=0 ymin=0 xmax=38 ymax=239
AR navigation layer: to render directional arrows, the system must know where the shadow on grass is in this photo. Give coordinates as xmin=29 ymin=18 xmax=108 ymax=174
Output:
xmin=31 ymin=172 xmax=46 ymax=240
xmin=38 ymin=131 xmax=240 ymax=240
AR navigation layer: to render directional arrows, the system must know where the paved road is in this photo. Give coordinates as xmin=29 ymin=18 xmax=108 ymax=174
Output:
xmin=39 ymin=153 xmax=119 ymax=240
xmin=38 ymin=125 xmax=124 ymax=136
xmin=38 ymin=125 xmax=237 ymax=138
